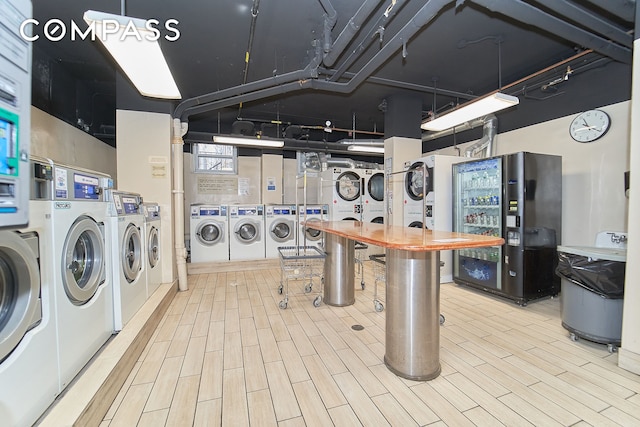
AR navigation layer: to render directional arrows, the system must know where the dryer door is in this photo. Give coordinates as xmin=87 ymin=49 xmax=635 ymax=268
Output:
xmin=368 ymin=172 xmax=384 ymax=202
xmin=121 ymin=223 xmax=143 ymax=284
xmin=336 ymin=171 xmax=361 ymax=202
xmin=0 ymin=231 xmax=42 ymax=362
xmin=147 ymin=225 xmax=160 ymax=269
xmin=405 ymin=161 xmax=434 ymax=201
xmin=235 ymin=220 xmax=260 ymax=244
xmin=62 ymin=216 xmax=106 ymax=304
xmin=270 ymin=220 xmax=293 ymax=243
xmin=197 ymin=221 xmax=224 ymax=246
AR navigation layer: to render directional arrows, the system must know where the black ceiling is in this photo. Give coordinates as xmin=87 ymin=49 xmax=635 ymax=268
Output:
xmin=30 ymin=0 xmax=635 ymax=151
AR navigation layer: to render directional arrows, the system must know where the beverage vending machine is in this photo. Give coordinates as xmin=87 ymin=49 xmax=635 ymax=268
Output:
xmin=452 ymin=152 xmax=562 ymax=305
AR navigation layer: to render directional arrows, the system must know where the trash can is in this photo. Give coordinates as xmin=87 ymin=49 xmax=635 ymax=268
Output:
xmin=556 ymin=245 xmax=626 ymax=351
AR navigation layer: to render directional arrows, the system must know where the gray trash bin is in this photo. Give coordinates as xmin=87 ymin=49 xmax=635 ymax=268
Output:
xmin=556 ymin=245 xmax=626 ymax=351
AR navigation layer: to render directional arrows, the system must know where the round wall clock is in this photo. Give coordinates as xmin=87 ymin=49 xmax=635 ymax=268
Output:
xmin=569 ymin=109 xmax=611 ymax=143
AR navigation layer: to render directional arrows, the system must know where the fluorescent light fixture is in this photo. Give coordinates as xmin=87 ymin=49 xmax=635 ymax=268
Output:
xmin=421 ymin=92 xmax=519 ymax=131
xmin=83 ymin=10 xmax=181 ymax=99
xmin=347 ymin=145 xmax=385 ymax=154
xmin=213 ymin=135 xmax=284 ymax=148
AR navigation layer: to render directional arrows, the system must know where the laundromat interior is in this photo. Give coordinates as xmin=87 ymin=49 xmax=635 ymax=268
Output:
xmin=2 ymin=0 xmax=640 ymax=426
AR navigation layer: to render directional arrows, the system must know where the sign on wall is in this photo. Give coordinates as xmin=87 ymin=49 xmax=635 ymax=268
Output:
xmin=197 ymin=175 xmax=238 ymax=195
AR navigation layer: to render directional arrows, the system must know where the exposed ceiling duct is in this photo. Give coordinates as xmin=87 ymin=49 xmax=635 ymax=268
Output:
xmin=464 ymin=114 xmax=497 ymax=158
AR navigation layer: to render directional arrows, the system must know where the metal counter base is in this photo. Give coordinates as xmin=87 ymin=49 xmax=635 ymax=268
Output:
xmin=322 ymin=233 xmax=355 ymax=306
xmin=384 ymin=248 xmax=441 ymax=381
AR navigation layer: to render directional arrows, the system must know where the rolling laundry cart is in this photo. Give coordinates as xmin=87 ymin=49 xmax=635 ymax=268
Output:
xmin=355 ymin=241 xmax=368 ymax=290
xmin=277 ymin=245 xmax=326 ymax=309
xmin=369 ymin=253 xmax=386 ymax=312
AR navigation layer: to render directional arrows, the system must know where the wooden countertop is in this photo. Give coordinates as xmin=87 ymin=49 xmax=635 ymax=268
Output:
xmin=303 ymin=221 xmax=504 ymax=252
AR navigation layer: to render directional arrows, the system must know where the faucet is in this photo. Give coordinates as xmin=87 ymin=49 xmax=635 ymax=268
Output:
xmin=609 ymin=233 xmax=628 ymax=244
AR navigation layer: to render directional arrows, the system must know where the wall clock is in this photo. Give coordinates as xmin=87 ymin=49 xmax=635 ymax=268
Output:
xmin=569 ymin=109 xmax=611 ymax=143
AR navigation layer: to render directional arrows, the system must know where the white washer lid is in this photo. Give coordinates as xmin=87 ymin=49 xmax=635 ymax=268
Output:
xmin=557 ymin=245 xmax=627 ymax=262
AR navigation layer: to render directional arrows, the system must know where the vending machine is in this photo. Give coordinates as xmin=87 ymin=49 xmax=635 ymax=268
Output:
xmin=0 ymin=0 xmax=32 ymax=229
xmin=452 ymin=152 xmax=562 ymax=304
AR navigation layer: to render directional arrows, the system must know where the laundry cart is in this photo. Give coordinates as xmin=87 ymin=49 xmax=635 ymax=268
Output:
xmin=354 ymin=241 xmax=368 ymax=290
xmin=277 ymin=245 xmax=326 ymax=309
xmin=369 ymin=253 xmax=386 ymax=312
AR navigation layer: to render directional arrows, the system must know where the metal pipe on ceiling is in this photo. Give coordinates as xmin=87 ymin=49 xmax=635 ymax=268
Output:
xmin=323 ymin=0 xmax=386 ymax=67
xmin=468 ymin=0 xmax=632 ymax=64
xmin=318 ymin=0 xmax=338 ymax=54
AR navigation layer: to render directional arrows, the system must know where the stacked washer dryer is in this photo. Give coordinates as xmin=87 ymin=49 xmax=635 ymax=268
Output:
xmin=190 ymin=204 xmax=229 ymax=262
xmin=142 ymin=202 xmax=162 ymax=297
xmin=265 ymin=204 xmax=297 ymax=258
xmin=50 ymin=162 xmax=114 ymax=391
xmin=362 ymin=168 xmax=385 ymax=224
xmin=320 ymin=167 xmax=363 ymax=221
xmin=0 ymin=157 xmax=60 ymax=427
xmin=229 ymin=204 xmax=265 ymax=260
xmin=298 ymin=204 xmax=328 ymax=246
xmin=106 ymin=190 xmax=147 ymax=332
xmin=403 ymin=154 xmax=464 ymax=282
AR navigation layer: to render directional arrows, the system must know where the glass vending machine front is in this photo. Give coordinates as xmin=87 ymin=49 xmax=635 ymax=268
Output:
xmin=453 ymin=157 xmax=503 ymax=291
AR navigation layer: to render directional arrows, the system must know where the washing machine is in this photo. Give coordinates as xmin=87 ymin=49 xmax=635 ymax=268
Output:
xmin=362 ymin=168 xmax=385 ymax=224
xmin=321 ymin=167 xmax=363 ymax=221
xmin=0 ymin=195 xmax=60 ymax=426
xmin=50 ymin=163 xmax=114 ymax=392
xmin=190 ymin=204 xmax=229 ymax=262
xmin=106 ymin=190 xmax=147 ymax=332
xmin=142 ymin=202 xmax=162 ymax=298
xmin=265 ymin=204 xmax=297 ymax=258
xmin=229 ymin=204 xmax=265 ymax=260
xmin=403 ymin=154 xmax=464 ymax=281
xmin=298 ymin=204 xmax=328 ymax=246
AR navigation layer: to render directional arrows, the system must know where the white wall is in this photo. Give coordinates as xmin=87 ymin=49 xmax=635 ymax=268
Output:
xmin=30 ymin=107 xmax=117 ymax=180
xmin=429 ymin=101 xmax=630 ymax=246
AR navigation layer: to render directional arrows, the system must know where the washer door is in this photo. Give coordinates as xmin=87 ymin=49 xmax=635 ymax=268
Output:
xmin=121 ymin=223 xmax=142 ymax=284
xmin=372 ymin=216 xmax=384 ymax=224
xmin=197 ymin=221 xmax=224 ymax=246
xmin=368 ymin=172 xmax=384 ymax=202
xmin=147 ymin=225 xmax=160 ymax=269
xmin=235 ymin=220 xmax=260 ymax=244
xmin=62 ymin=216 xmax=106 ymax=305
xmin=336 ymin=171 xmax=361 ymax=202
xmin=0 ymin=231 xmax=42 ymax=362
xmin=405 ymin=162 xmax=433 ymax=201
xmin=270 ymin=220 xmax=293 ymax=243
xmin=303 ymin=218 xmax=323 ymax=241
xmin=408 ymin=221 xmax=424 ymax=228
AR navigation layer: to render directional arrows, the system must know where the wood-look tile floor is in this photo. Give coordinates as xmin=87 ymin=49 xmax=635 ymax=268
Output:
xmin=101 ymin=264 xmax=640 ymax=426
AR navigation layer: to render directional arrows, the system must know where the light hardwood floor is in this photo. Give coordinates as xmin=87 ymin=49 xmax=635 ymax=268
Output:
xmin=101 ymin=264 xmax=640 ymax=426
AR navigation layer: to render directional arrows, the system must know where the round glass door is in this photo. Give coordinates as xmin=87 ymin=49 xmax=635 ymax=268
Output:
xmin=121 ymin=223 xmax=142 ymax=284
xmin=408 ymin=221 xmax=424 ymax=228
xmin=304 ymin=218 xmax=322 ymax=241
xmin=270 ymin=221 xmax=292 ymax=242
xmin=197 ymin=222 xmax=224 ymax=246
xmin=372 ymin=216 xmax=384 ymax=224
xmin=405 ymin=162 xmax=433 ymax=201
xmin=0 ymin=231 xmax=41 ymax=362
xmin=336 ymin=171 xmax=361 ymax=202
xmin=62 ymin=216 xmax=105 ymax=305
xmin=368 ymin=173 xmax=384 ymax=201
xmin=235 ymin=221 xmax=259 ymax=243
xmin=147 ymin=226 xmax=160 ymax=268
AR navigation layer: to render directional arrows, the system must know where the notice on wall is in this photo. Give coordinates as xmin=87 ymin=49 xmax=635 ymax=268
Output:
xmin=267 ymin=177 xmax=276 ymax=191
xmin=149 ymin=156 xmax=168 ymax=179
xmin=238 ymin=178 xmax=250 ymax=196
xmin=197 ymin=175 xmax=238 ymax=195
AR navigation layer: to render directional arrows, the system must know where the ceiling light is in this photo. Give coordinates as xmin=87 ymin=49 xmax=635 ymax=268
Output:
xmin=83 ymin=10 xmax=181 ymax=99
xmin=347 ymin=145 xmax=385 ymax=154
xmin=213 ymin=135 xmax=284 ymax=148
xmin=421 ymin=92 xmax=519 ymax=131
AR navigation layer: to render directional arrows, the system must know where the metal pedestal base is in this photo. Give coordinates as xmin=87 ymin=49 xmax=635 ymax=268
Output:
xmin=323 ymin=233 xmax=355 ymax=306
xmin=384 ymin=248 xmax=441 ymax=381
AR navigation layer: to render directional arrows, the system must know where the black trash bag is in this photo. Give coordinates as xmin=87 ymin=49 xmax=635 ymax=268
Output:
xmin=555 ymin=251 xmax=625 ymax=299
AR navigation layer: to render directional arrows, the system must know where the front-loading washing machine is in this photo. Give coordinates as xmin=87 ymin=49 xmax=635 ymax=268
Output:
xmin=403 ymin=154 xmax=464 ymax=281
xmin=362 ymin=168 xmax=385 ymax=224
xmin=190 ymin=204 xmax=229 ymax=262
xmin=106 ymin=190 xmax=147 ymax=332
xmin=265 ymin=204 xmax=297 ymax=258
xmin=50 ymin=163 xmax=114 ymax=392
xmin=142 ymin=202 xmax=162 ymax=298
xmin=229 ymin=204 xmax=265 ymax=260
xmin=298 ymin=204 xmax=328 ymax=246
xmin=0 ymin=162 xmax=61 ymax=427
xmin=321 ymin=167 xmax=363 ymax=221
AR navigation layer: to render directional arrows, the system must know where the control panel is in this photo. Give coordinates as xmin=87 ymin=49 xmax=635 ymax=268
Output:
xmin=0 ymin=0 xmax=32 ymax=228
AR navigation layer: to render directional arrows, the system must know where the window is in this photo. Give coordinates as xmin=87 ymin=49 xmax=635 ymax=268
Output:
xmin=193 ymin=143 xmax=237 ymax=174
